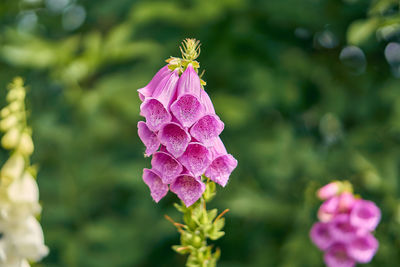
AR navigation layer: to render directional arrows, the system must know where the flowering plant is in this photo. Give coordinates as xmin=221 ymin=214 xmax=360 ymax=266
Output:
xmin=310 ymin=181 xmax=380 ymax=267
xmin=137 ymin=39 xmax=237 ymax=266
xmin=0 ymin=78 xmax=48 ymax=266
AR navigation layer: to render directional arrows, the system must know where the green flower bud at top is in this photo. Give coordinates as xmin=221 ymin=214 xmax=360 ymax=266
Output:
xmin=1 ymin=154 xmax=25 ymax=181
xmin=0 ymin=115 xmax=19 ymax=131
xmin=1 ymin=127 xmax=21 ymax=149
xmin=6 ymin=88 xmax=26 ymax=102
xmin=17 ymin=132 xmax=34 ymax=156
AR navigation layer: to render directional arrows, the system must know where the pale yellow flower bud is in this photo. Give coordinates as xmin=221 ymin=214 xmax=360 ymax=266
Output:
xmin=1 ymin=155 xmax=25 ymax=181
xmin=7 ymin=172 xmax=39 ymax=204
xmin=0 ymin=107 xmax=11 ymax=118
xmin=6 ymin=88 xmax=25 ymax=102
xmin=17 ymin=132 xmax=34 ymax=156
xmin=8 ymin=101 xmax=22 ymax=113
xmin=0 ymin=115 xmax=18 ymax=131
xmin=1 ymin=127 xmax=21 ymax=149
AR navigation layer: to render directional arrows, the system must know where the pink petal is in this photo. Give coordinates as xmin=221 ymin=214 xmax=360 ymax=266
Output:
xmin=171 ymin=94 xmax=204 ymax=128
xmin=190 ymin=114 xmax=224 ymax=147
xmin=205 ymin=154 xmax=237 ymax=187
xmin=139 ymin=70 xmax=179 ymax=131
xmin=329 ymin=214 xmax=357 ymax=243
xmin=140 ymin=99 xmax=172 ymax=131
xmin=170 ymin=174 xmax=205 ymax=207
xmin=338 ymin=192 xmax=356 ymax=212
xmin=170 ymin=65 xmax=204 ymax=127
xmin=158 ymin=122 xmax=191 ymax=158
xmin=137 ymin=65 xmax=171 ymax=101
xmin=317 ymin=182 xmax=340 ymax=200
xmin=310 ymin=222 xmax=335 ymax=250
xmin=199 ymin=89 xmax=216 ymax=114
xmin=137 ymin=121 xmax=160 ymax=157
xmin=178 ymin=142 xmax=212 ymax=177
xmin=324 ymin=243 xmax=355 ymax=267
xmin=350 ymin=200 xmax=381 ymax=231
xmin=318 ymin=196 xmax=339 ymax=222
xmin=151 ymin=151 xmax=183 ymax=184
xmin=347 ymin=233 xmax=378 ymax=263
xmin=142 ymin=169 xmax=168 ymax=203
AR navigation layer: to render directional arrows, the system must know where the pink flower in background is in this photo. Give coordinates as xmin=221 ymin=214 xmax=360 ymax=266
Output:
xmin=310 ymin=181 xmax=380 ymax=267
xmin=310 ymin=222 xmax=334 ymax=250
xmin=137 ymin=63 xmax=237 ymax=207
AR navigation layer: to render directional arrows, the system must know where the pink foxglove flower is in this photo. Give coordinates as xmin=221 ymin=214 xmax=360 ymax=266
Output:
xmin=137 ymin=65 xmax=171 ymax=101
xmin=310 ymin=222 xmax=334 ymax=250
xmin=178 ymin=142 xmax=212 ymax=177
xmin=310 ymin=181 xmax=380 ymax=267
xmin=170 ymin=173 xmax=206 ymax=207
xmin=170 ymin=65 xmax=204 ymax=128
xmin=137 ymin=44 xmax=237 ymax=207
xmin=140 ymin=69 xmax=179 ymax=131
xmin=137 ymin=121 xmax=160 ymax=157
xmin=151 ymin=151 xmax=183 ymax=184
xmin=205 ymin=137 xmax=238 ymax=187
xmin=142 ymin=169 xmax=168 ymax=203
xmin=324 ymin=243 xmax=355 ymax=267
xmin=347 ymin=233 xmax=378 ymax=263
xmin=158 ymin=122 xmax=191 ymax=158
xmin=190 ymin=89 xmax=224 ymax=147
xmin=350 ymin=200 xmax=381 ymax=232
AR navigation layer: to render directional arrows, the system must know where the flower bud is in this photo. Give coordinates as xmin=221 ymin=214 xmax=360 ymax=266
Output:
xmin=192 ymin=235 xmax=202 ymax=248
xmin=0 ymin=107 xmax=11 ymax=118
xmin=6 ymin=88 xmax=25 ymax=102
xmin=7 ymin=171 xmax=39 ymax=204
xmin=8 ymin=101 xmax=22 ymax=112
xmin=18 ymin=132 xmax=34 ymax=155
xmin=0 ymin=115 xmax=18 ymax=131
xmin=1 ymin=127 xmax=21 ymax=149
xmin=1 ymin=154 xmax=25 ymax=181
xmin=317 ymin=181 xmax=340 ymax=200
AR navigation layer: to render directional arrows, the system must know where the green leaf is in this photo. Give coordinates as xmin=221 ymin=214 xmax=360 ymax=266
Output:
xmin=347 ymin=18 xmax=379 ymax=45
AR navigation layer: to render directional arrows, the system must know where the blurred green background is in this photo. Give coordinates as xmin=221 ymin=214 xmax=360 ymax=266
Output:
xmin=1 ymin=0 xmax=400 ymax=266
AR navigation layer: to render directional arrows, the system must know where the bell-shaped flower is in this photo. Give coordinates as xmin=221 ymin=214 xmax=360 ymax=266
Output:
xmin=350 ymin=200 xmax=381 ymax=231
xmin=137 ymin=65 xmax=171 ymax=101
xmin=178 ymin=142 xmax=212 ymax=177
xmin=151 ymin=151 xmax=183 ymax=184
xmin=137 ymin=121 xmax=160 ymax=157
xmin=170 ymin=173 xmax=205 ymax=207
xmin=205 ymin=138 xmax=237 ymax=187
xmin=11 ymin=216 xmax=49 ymax=261
xmin=318 ymin=196 xmax=339 ymax=222
xmin=310 ymin=222 xmax=334 ymax=250
xmin=158 ymin=122 xmax=191 ymax=158
xmin=324 ymin=243 xmax=355 ymax=267
xmin=329 ymin=214 xmax=357 ymax=243
xmin=190 ymin=90 xmax=224 ymax=147
xmin=347 ymin=233 xmax=378 ymax=263
xmin=140 ymin=69 xmax=179 ymax=131
xmin=170 ymin=65 xmax=204 ymax=128
xmin=317 ymin=182 xmax=340 ymax=200
xmin=142 ymin=169 xmax=168 ymax=203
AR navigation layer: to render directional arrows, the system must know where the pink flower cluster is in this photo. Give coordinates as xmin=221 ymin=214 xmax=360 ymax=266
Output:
xmin=137 ymin=64 xmax=238 ymax=207
xmin=310 ymin=182 xmax=381 ymax=267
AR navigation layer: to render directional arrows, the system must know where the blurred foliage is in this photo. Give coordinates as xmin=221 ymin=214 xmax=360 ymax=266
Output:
xmin=0 ymin=0 xmax=400 ymax=266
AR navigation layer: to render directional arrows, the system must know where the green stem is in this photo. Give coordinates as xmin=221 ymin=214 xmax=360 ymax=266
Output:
xmin=169 ymin=180 xmax=227 ymax=267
